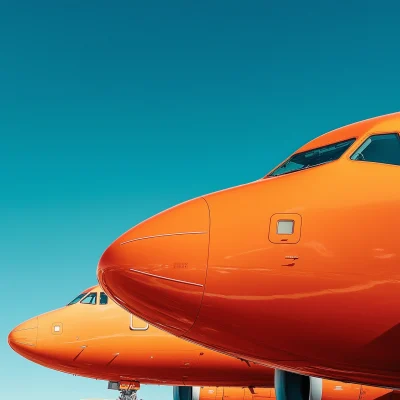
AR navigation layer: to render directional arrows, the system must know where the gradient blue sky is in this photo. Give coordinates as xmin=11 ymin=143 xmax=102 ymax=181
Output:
xmin=1 ymin=1 xmax=399 ymax=399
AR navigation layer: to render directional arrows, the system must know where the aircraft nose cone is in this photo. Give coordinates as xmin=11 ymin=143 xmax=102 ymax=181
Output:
xmin=8 ymin=317 xmax=38 ymax=355
xmin=98 ymin=197 xmax=210 ymax=335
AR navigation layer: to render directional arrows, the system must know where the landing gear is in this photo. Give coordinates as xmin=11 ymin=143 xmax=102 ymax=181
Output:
xmin=274 ymin=369 xmax=322 ymax=400
xmin=108 ymin=381 xmax=140 ymax=400
xmin=118 ymin=389 xmax=137 ymax=400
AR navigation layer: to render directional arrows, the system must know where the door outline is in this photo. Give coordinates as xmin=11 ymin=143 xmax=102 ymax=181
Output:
xmin=269 ymin=213 xmax=302 ymax=244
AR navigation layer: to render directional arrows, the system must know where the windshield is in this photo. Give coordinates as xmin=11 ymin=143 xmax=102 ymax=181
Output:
xmin=80 ymin=292 xmax=97 ymax=305
xmin=67 ymin=292 xmax=87 ymax=306
xmin=350 ymin=133 xmax=400 ymax=166
xmin=268 ymin=138 xmax=356 ymax=177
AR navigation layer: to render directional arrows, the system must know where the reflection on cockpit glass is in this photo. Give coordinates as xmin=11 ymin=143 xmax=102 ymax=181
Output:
xmin=67 ymin=292 xmax=87 ymax=306
xmin=350 ymin=133 xmax=400 ymax=166
xmin=100 ymin=292 xmax=108 ymax=305
xmin=268 ymin=138 xmax=356 ymax=177
xmin=81 ymin=292 xmax=97 ymax=305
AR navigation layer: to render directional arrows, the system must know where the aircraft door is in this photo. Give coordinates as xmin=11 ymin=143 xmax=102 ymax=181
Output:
xmin=216 ymin=387 xmax=224 ymax=399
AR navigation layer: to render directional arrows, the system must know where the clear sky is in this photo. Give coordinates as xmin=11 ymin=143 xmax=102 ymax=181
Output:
xmin=1 ymin=0 xmax=399 ymax=399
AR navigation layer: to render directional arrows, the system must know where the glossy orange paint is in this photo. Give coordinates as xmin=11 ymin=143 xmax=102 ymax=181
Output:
xmin=199 ymin=386 xmax=273 ymax=400
xmin=8 ymin=285 xmax=274 ymax=387
xmin=199 ymin=383 xmax=397 ymax=400
xmin=8 ymin=288 xmax=399 ymax=399
xmin=98 ymin=112 xmax=400 ymax=388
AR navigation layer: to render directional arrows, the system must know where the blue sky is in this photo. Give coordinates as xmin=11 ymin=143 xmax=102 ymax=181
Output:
xmin=1 ymin=1 xmax=399 ymax=399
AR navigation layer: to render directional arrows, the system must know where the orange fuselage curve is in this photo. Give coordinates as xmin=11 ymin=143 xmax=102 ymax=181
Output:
xmin=9 ymin=287 xmax=399 ymax=399
xmin=98 ymin=112 xmax=400 ymax=388
xmin=8 ymin=286 xmax=274 ymax=387
xmin=199 ymin=384 xmax=398 ymax=400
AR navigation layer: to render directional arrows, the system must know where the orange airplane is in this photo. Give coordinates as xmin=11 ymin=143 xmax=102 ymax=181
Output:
xmin=97 ymin=112 xmax=400 ymax=393
xmin=8 ymin=286 xmax=398 ymax=400
xmin=179 ymin=384 xmax=399 ymax=400
xmin=9 ymin=284 xmax=275 ymax=400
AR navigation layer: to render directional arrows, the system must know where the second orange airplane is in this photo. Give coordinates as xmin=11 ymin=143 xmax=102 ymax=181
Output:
xmin=9 ymin=285 xmax=399 ymax=400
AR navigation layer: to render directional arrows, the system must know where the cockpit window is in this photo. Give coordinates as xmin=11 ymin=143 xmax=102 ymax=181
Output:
xmin=100 ymin=292 xmax=108 ymax=305
xmin=67 ymin=293 xmax=87 ymax=306
xmin=350 ymin=133 xmax=400 ymax=166
xmin=268 ymin=138 xmax=356 ymax=177
xmin=80 ymin=292 xmax=97 ymax=305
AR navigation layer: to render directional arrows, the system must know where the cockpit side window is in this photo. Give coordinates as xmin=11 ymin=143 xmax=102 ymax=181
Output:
xmin=100 ymin=292 xmax=108 ymax=305
xmin=268 ymin=138 xmax=356 ymax=177
xmin=67 ymin=293 xmax=87 ymax=306
xmin=350 ymin=133 xmax=400 ymax=166
xmin=80 ymin=292 xmax=97 ymax=305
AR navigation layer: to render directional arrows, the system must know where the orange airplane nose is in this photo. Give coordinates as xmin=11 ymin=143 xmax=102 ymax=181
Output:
xmin=98 ymin=197 xmax=210 ymax=335
xmin=8 ymin=317 xmax=38 ymax=355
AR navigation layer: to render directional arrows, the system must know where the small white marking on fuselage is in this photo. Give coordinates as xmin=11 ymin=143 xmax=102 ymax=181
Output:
xmin=120 ymin=231 xmax=207 ymax=245
xmin=13 ymin=341 xmax=35 ymax=346
xmin=129 ymin=268 xmax=204 ymax=287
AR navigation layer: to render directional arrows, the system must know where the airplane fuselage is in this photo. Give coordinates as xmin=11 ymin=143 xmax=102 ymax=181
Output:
xmin=98 ymin=113 xmax=400 ymax=388
xmin=8 ymin=287 xmax=275 ymax=387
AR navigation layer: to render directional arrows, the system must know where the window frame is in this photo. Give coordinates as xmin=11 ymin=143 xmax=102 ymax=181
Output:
xmin=266 ymin=137 xmax=357 ymax=178
xmin=349 ymin=132 xmax=400 ymax=166
xmin=80 ymin=292 xmax=98 ymax=305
